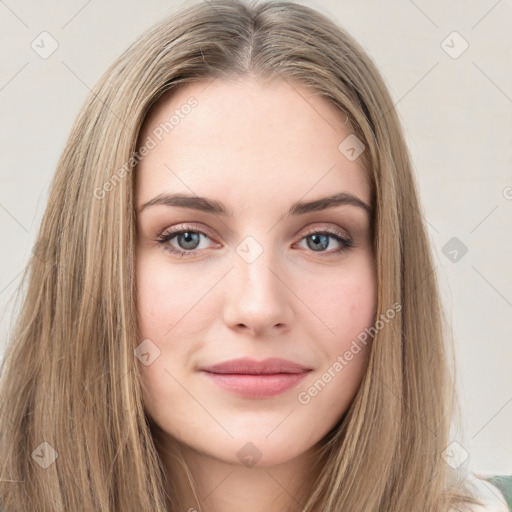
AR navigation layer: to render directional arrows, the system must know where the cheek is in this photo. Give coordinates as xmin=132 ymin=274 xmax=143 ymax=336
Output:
xmin=136 ymin=253 xmax=167 ymax=336
xmin=300 ymin=258 xmax=377 ymax=347
xmin=295 ymin=261 xmax=376 ymax=421
xmin=135 ymin=255 xmax=219 ymax=419
xmin=135 ymin=260 xmax=197 ymax=433
xmin=135 ymin=253 xmax=215 ymax=340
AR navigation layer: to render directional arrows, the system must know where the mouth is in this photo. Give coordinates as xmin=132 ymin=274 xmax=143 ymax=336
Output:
xmin=199 ymin=357 xmax=312 ymax=399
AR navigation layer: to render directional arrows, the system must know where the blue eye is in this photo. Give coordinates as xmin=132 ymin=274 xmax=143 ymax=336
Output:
xmin=298 ymin=230 xmax=353 ymax=253
xmin=156 ymin=225 xmax=354 ymax=258
xmin=156 ymin=226 xmax=214 ymax=258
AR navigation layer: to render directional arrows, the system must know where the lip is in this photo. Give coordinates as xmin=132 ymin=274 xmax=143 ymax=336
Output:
xmin=199 ymin=357 xmax=312 ymax=374
xmin=199 ymin=357 xmax=312 ymax=399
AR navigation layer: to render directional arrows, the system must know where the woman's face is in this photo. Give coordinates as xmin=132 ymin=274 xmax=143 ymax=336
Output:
xmin=135 ymin=76 xmax=376 ymax=467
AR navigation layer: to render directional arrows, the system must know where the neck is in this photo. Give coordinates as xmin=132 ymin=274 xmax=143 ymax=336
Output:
xmin=158 ymin=436 xmax=320 ymax=512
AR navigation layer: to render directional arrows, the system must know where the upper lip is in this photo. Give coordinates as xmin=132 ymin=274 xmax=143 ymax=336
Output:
xmin=200 ymin=357 xmax=312 ymax=375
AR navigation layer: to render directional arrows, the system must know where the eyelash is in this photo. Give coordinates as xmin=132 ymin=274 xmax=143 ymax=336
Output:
xmin=155 ymin=223 xmax=354 ymax=259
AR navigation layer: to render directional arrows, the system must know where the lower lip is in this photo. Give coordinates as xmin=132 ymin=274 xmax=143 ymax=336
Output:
xmin=201 ymin=371 xmax=310 ymax=398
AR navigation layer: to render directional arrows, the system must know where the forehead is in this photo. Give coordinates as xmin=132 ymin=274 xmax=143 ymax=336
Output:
xmin=135 ymin=77 xmax=370 ymax=210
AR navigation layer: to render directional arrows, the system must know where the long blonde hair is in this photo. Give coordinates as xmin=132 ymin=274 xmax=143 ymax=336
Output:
xmin=0 ymin=0 xmax=484 ymax=510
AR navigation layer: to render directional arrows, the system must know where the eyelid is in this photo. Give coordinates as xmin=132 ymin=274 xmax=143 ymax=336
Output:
xmin=159 ymin=222 xmax=218 ymax=242
xmin=158 ymin=222 xmax=351 ymax=245
xmin=298 ymin=224 xmax=352 ymax=242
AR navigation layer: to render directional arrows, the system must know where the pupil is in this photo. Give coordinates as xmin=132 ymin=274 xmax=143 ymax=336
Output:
xmin=179 ymin=232 xmax=199 ymax=250
xmin=308 ymin=234 xmax=328 ymax=251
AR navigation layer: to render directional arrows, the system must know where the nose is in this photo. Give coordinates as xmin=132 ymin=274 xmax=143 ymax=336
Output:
xmin=222 ymin=241 xmax=293 ymax=337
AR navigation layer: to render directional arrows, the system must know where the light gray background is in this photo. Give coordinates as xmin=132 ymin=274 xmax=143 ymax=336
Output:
xmin=0 ymin=0 xmax=511 ymax=475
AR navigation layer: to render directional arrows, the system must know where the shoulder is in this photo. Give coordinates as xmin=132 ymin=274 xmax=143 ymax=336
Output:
xmin=463 ymin=475 xmax=510 ymax=512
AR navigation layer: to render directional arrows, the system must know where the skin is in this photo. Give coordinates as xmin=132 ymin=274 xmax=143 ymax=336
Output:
xmin=135 ymin=75 xmax=377 ymax=512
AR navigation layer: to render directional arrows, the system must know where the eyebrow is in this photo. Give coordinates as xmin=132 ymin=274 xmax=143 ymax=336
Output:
xmin=138 ymin=191 xmax=372 ymax=217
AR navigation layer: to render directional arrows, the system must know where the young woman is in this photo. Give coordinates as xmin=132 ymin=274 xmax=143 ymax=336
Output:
xmin=0 ymin=0 xmax=508 ymax=511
